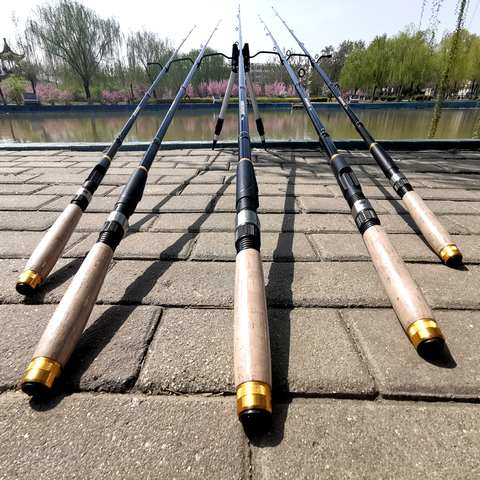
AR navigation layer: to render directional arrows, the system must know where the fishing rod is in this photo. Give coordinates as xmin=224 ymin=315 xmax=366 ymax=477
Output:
xmin=212 ymin=44 xmax=266 ymax=149
xmin=259 ymin=16 xmax=446 ymax=354
xmin=20 ymin=22 xmax=221 ymax=397
xmin=15 ymin=26 xmax=196 ymax=296
xmin=272 ymin=7 xmax=462 ymax=268
xmin=234 ymin=6 xmax=272 ymax=431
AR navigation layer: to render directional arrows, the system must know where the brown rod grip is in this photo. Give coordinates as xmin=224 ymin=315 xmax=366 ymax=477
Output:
xmin=363 ymin=225 xmax=440 ymax=332
xmin=32 ymin=242 xmax=114 ymax=366
xmin=234 ymin=249 xmax=272 ymax=392
xmin=402 ymin=191 xmax=462 ymax=265
xmin=19 ymin=204 xmax=84 ymax=288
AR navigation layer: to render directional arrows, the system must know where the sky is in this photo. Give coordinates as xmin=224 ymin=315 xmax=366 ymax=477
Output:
xmin=1 ymin=0 xmax=479 ymax=57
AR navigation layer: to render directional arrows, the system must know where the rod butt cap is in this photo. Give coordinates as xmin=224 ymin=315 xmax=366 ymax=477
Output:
xmin=16 ymin=270 xmax=42 ymax=296
xmin=236 ymin=381 xmax=272 ymax=415
xmin=21 ymin=357 xmax=61 ymax=396
xmin=417 ymin=337 xmax=446 ymax=357
xmin=440 ymin=245 xmax=463 ymax=267
xmin=21 ymin=382 xmax=52 ymax=398
xmin=408 ymin=319 xmax=445 ymax=351
xmin=239 ymin=408 xmax=272 ymax=435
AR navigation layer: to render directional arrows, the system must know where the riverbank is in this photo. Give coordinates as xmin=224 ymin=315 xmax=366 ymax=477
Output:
xmin=1 ymin=138 xmax=480 ymax=152
xmin=1 ymin=100 xmax=478 ymax=114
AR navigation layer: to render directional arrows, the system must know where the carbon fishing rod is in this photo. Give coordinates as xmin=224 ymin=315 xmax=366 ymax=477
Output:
xmin=212 ymin=44 xmax=266 ymax=149
xmin=20 ymin=22 xmax=221 ymax=397
xmin=260 ymin=16 xmax=446 ymax=354
xmin=272 ymin=8 xmax=462 ymax=268
xmin=15 ymin=26 xmax=196 ymax=297
xmin=233 ymin=6 xmax=272 ymax=431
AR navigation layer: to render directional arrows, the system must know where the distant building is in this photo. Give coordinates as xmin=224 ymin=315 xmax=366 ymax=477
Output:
xmin=249 ymin=63 xmax=267 ymax=85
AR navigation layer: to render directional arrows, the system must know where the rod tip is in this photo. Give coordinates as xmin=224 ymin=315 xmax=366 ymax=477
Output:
xmin=212 ymin=140 xmax=217 ymax=150
xmin=239 ymin=408 xmax=272 ymax=436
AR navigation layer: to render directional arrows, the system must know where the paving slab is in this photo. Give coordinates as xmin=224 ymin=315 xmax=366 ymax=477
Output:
xmin=0 ymin=304 xmax=160 ymax=392
xmin=0 ymin=147 xmax=479 ymax=476
xmin=67 ymin=232 xmax=196 ymax=260
xmin=136 ymin=308 xmax=235 ymax=394
xmin=297 ymin=196 xmax=390 ymax=214
xmin=214 ymin=195 xmax=300 ymax=213
xmin=192 ymin=232 xmax=318 ymax=261
xmin=0 ymin=258 xmax=85 ymax=305
xmin=150 ymin=212 xmax=233 ymax=233
xmin=251 ymin=398 xmax=480 ymax=479
xmin=448 ymin=214 xmax=480 ymax=234
xmin=0 ymin=194 xmax=57 ymax=210
xmin=342 ymin=308 xmax=480 ymax=400
xmin=0 ymin=231 xmax=86 ymax=258
xmin=0 ymin=392 xmax=247 ymax=480
xmin=0 ymin=211 xmax=60 ymax=231
xmin=310 ymin=233 xmax=477 ymax=263
xmin=0 ymin=184 xmax=45 ymax=195
xmin=37 ymin=185 xmax=115 ymax=196
xmin=76 ymin=212 xmax=158 ymax=232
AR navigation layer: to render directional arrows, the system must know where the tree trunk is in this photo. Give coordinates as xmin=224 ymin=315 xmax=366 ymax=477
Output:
xmin=84 ymin=83 xmax=92 ymax=105
xmin=371 ymin=85 xmax=377 ymax=102
xmin=397 ymin=85 xmax=403 ymax=101
xmin=0 ymin=87 xmax=7 ymax=106
xmin=31 ymin=81 xmax=36 ymax=95
xmin=408 ymin=81 xmax=414 ymax=100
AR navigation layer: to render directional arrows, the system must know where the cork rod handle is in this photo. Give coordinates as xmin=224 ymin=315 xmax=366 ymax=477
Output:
xmin=33 ymin=242 xmax=114 ymax=366
xmin=234 ymin=248 xmax=272 ymax=388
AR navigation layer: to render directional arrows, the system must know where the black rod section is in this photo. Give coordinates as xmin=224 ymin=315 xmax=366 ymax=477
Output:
xmin=272 ymin=7 xmax=463 ymax=267
xmin=100 ymin=21 xmax=221 ymax=253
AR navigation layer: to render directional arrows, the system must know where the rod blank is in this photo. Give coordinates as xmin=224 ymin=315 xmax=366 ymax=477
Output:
xmin=16 ymin=26 xmax=196 ymax=296
xmin=21 ymin=22 xmax=220 ymax=397
xmin=260 ymin=15 xmax=446 ymax=354
xmin=272 ymin=7 xmax=462 ymax=267
xmin=233 ymin=6 xmax=272 ymax=431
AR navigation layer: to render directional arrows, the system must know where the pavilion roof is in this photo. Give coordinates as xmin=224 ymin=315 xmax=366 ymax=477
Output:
xmin=0 ymin=38 xmax=24 ymax=62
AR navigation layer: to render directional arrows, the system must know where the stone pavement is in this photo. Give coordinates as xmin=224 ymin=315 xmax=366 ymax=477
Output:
xmin=0 ymin=147 xmax=480 ymax=479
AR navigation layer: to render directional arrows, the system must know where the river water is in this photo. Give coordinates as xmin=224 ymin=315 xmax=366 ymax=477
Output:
xmin=0 ymin=107 xmax=478 ymax=143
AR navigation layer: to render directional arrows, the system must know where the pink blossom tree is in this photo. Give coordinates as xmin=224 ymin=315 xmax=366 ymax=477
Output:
xmin=186 ymin=83 xmax=194 ymax=98
xmin=197 ymin=82 xmax=208 ymax=97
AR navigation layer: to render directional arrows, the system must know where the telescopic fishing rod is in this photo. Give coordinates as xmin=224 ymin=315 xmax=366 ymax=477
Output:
xmin=259 ymin=16 xmax=446 ymax=354
xmin=15 ymin=26 xmax=196 ymax=296
xmin=272 ymin=7 xmax=463 ymax=268
xmin=234 ymin=6 xmax=272 ymax=431
xmin=20 ymin=22 xmax=221 ymax=397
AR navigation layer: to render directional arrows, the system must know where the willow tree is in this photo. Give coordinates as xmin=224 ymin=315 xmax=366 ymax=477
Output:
xmin=127 ymin=29 xmax=173 ymax=100
xmin=427 ymin=0 xmax=468 ymax=138
xmin=28 ymin=0 xmax=121 ymax=104
xmin=365 ymin=35 xmax=389 ymax=100
xmin=339 ymin=42 xmax=368 ymax=95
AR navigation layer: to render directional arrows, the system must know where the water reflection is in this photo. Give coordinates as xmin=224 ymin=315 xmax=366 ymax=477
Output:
xmin=0 ymin=107 xmax=478 ymax=143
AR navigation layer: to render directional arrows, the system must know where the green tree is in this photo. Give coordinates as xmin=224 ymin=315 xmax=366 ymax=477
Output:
xmin=466 ymin=34 xmax=480 ymax=98
xmin=339 ymin=42 xmax=368 ymax=94
xmin=2 ymin=74 xmax=27 ymax=104
xmin=127 ymin=28 xmax=173 ymax=100
xmin=365 ymin=35 xmax=389 ymax=100
xmin=28 ymin=0 xmax=121 ymax=104
xmin=387 ymin=27 xmax=430 ymax=99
